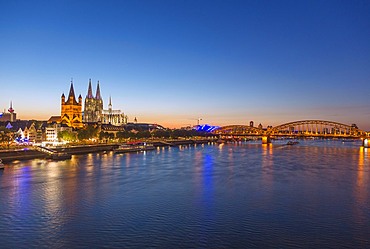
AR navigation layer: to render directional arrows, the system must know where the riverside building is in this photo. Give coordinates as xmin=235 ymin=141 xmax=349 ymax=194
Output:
xmin=60 ymin=82 xmax=83 ymax=128
xmin=83 ymin=80 xmax=127 ymax=126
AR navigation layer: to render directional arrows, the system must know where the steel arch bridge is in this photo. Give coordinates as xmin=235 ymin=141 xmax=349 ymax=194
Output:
xmin=213 ymin=120 xmax=368 ymax=138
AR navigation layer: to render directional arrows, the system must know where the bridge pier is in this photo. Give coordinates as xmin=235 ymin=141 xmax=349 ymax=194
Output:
xmin=363 ymin=138 xmax=369 ymax=148
xmin=262 ymin=135 xmax=271 ymax=144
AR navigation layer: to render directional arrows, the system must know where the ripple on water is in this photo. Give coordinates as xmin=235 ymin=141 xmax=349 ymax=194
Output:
xmin=0 ymin=142 xmax=369 ymax=248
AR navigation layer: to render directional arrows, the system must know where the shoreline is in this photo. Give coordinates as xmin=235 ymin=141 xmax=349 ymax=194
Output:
xmin=0 ymin=139 xmax=216 ymax=163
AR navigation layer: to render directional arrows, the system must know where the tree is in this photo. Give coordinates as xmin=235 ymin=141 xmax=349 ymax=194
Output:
xmin=99 ymin=132 xmax=114 ymax=142
xmin=136 ymin=130 xmax=151 ymax=139
xmin=0 ymin=127 xmax=15 ymax=149
xmin=152 ymin=129 xmax=171 ymax=138
xmin=116 ymin=131 xmax=131 ymax=139
xmin=58 ymin=130 xmax=77 ymax=142
xmin=77 ymin=125 xmax=99 ymax=141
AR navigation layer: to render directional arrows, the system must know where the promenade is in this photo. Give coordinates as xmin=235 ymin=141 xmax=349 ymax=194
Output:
xmin=0 ymin=139 xmax=216 ymax=163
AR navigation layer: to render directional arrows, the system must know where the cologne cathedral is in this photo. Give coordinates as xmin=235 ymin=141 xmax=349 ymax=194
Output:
xmin=84 ymin=79 xmax=103 ymax=123
xmin=83 ymin=79 xmax=127 ymax=126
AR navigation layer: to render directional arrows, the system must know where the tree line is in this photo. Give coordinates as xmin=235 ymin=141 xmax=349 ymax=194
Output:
xmin=58 ymin=125 xmax=210 ymax=142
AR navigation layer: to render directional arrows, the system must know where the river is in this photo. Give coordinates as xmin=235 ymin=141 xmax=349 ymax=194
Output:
xmin=0 ymin=140 xmax=369 ymax=248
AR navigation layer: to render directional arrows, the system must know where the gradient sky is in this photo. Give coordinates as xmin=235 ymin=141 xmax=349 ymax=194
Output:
xmin=1 ymin=0 xmax=370 ymax=129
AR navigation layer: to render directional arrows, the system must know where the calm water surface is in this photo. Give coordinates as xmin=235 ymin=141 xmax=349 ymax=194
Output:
xmin=0 ymin=140 xmax=369 ymax=248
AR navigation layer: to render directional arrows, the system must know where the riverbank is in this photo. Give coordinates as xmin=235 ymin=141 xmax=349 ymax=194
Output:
xmin=0 ymin=138 xmax=216 ymax=163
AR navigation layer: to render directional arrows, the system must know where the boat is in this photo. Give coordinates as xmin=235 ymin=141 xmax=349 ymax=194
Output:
xmin=114 ymin=144 xmax=142 ymax=153
xmin=342 ymin=139 xmax=356 ymax=143
xmin=0 ymin=159 xmax=4 ymax=169
xmin=142 ymin=143 xmax=156 ymax=151
xmin=51 ymin=152 xmax=72 ymax=160
xmin=114 ymin=142 xmax=156 ymax=154
xmin=287 ymin=141 xmax=299 ymax=145
xmin=216 ymin=138 xmax=227 ymax=144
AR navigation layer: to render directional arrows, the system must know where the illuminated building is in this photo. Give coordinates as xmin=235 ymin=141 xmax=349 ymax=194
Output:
xmin=101 ymin=97 xmax=128 ymax=126
xmin=195 ymin=124 xmax=220 ymax=132
xmin=83 ymin=79 xmax=103 ymax=123
xmin=61 ymin=81 xmax=83 ymax=128
xmin=83 ymin=80 xmax=127 ymax=126
xmin=45 ymin=123 xmax=72 ymax=143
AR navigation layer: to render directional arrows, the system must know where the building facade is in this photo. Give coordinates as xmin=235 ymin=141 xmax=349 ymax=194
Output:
xmin=45 ymin=123 xmax=72 ymax=143
xmin=83 ymin=79 xmax=103 ymax=123
xmin=101 ymin=97 xmax=127 ymax=126
xmin=82 ymin=80 xmax=127 ymax=126
xmin=61 ymin=82 xmax=83 ymax=128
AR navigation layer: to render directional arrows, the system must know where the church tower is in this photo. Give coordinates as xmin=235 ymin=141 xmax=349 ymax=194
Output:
xmin=95 ymin=81 xmax=103 ymax=122
xmin=83 ymin=79 xmax=104 ymax=123
xmin=83 ymin=79 xmax=96 ymax=123
xmin=61 ymin=81 xmax=83 ymax=128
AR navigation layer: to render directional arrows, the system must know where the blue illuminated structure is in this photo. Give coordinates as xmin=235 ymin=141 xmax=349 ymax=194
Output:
xmin=195 ymin=124 xmax=219 ymax=132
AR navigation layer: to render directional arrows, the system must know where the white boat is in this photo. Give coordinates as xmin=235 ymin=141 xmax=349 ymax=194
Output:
xmin=114 ymin=142 xmax=156 ymax=154
xmin=0 ymin=159 xmax=4 ymax=169
xmin=114 ymin=144 xmax=142 ymax=153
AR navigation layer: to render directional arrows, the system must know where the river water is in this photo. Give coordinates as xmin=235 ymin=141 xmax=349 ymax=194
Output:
xmin=0 ymin=140 xmax=369 ymax=248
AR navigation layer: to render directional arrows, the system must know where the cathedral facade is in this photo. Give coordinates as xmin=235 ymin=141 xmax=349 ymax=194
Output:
xmin=101 ymin=97 xmax=128 ymax=126
xmin=61 ymin=82 xmax=83 ymax=128
xmin=83 ymin=79 xmax=103 ymax=123
xmin=83 ymin=80 xmax=127 ymax=126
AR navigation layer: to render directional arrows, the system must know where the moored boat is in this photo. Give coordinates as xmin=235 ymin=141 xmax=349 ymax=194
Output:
xmin=114 ymin=144 xmax=142 ymax=153
xmin=142 ymin=143 xmax=155 ymax=151
xmin=0 ymin=159 xmax=4 ymax=169
xmin=51 ymin=152 xmax=72 ymax=160
xmin=114 ymin=142 xmax=156 ymax=153
xmin=287 ymin=141 xmax=299 ymax=145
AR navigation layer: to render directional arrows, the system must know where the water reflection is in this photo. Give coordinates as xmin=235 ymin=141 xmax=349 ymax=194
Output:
xmin=0 ymin=141 xmax=370 ymax=248
xmin=352 ymin=147 xmax=370 ymax=245
xmin=261 ymin=144 xmax=274 ymax=188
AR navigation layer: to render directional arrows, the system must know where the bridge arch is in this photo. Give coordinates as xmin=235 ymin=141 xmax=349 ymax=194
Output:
xmin=269 ymin=120 xmax=366 ymax=136
xmin=213 ymin=125 xmax=263 ymax=135
xmin=213 ymin=120 xmax=367 ymax=138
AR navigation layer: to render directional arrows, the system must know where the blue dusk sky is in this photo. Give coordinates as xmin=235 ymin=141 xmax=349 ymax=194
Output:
xmin=1 ymin=0 xmax=370 ymax=129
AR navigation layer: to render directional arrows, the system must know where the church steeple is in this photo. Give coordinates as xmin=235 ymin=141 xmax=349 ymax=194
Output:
xmin=96 ymin=81 xmax=102 ymax=100
xmin=87 ymin=79 xmax=93 ymax=98
xmin=67 ymin=80 xmax=78 ymax=105
xmin=108 ymin=96 xmax=112 ymax=110
xmin=61 ymin=81 xmax=83 ymax=128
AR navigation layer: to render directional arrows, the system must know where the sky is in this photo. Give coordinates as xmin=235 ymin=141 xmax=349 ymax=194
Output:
xmin=1 ymin=0 xmax=370 ymax=129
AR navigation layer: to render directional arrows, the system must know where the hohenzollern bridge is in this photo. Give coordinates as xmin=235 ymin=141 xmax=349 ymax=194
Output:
xmin=212 ymin=120 xmax=370 ymax=147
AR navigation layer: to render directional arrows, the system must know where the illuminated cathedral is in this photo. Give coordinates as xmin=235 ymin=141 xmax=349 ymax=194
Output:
xmin=83 ymin=79 xmax=127 ymax=126
xmin=83 ymin=79 xmax=103 ymax=123
xmin=61 ymin=82 xmax=83 ymax=128
xmin=101 ymin=97 xmax=128 ymax=126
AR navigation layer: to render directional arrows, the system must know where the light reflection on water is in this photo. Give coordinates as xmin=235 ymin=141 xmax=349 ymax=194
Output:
xmin=0 ymin=140 xmax=369 ymax=248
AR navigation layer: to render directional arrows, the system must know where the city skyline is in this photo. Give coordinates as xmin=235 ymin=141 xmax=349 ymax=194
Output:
xmin=1 ymin=0 xmax=370 ymax=129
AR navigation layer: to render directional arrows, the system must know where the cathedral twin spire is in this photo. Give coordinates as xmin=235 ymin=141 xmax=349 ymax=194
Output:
xmin=84 ymin=79 xmax=103 ymax=123
xmin=86 ymin=79 xmax=102 ymax=100
xmin=62 ymin=78 xmax=127 ymax=125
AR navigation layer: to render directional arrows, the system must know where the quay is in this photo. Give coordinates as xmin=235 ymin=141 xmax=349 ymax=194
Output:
xmin=0 ymin=139 xmax=216 ymax=163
